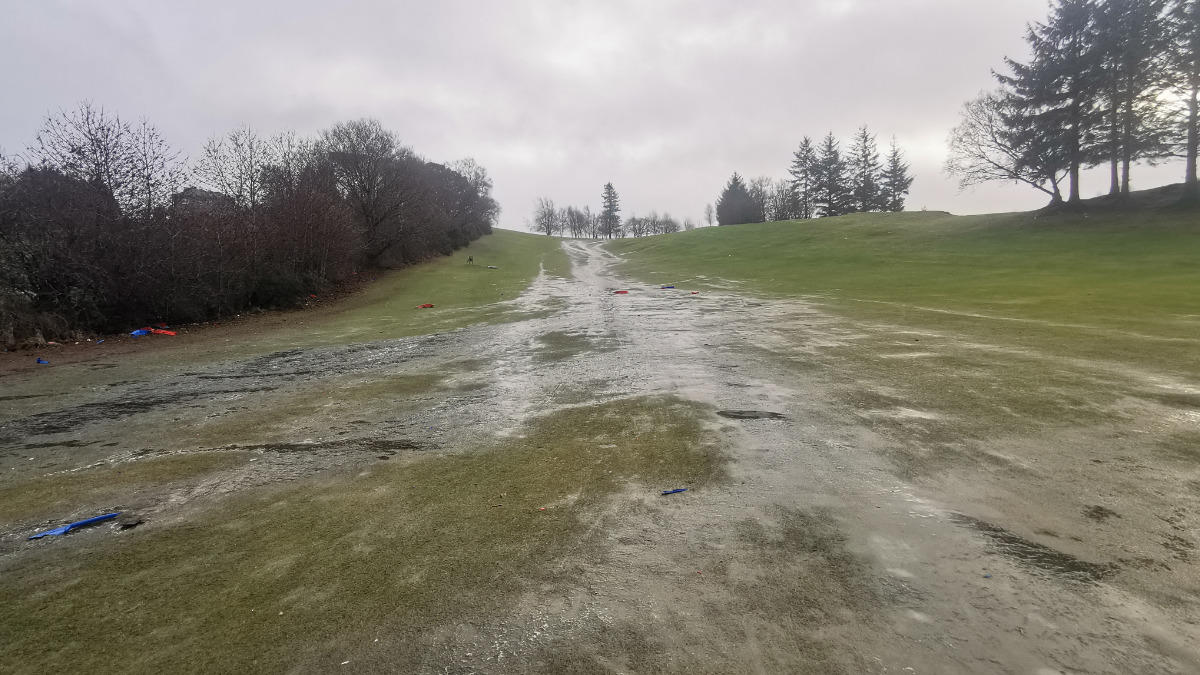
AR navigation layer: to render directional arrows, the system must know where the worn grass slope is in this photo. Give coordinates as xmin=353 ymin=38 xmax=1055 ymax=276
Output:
xmin=609 ymin=210 xmax=1200 ymax=375
xmin=0 ymin=396 xmax=724 ymax=674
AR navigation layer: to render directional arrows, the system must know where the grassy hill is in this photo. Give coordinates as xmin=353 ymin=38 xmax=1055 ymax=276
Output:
xmin=609 ymin=209 xmax=1200 ymax=376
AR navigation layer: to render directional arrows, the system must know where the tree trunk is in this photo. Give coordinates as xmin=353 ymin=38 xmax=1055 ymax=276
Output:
xmin=1108 ymin=100 xmax=1120 ymax=196
xmin=1185 ymin=80 xmax=1199 ymax=202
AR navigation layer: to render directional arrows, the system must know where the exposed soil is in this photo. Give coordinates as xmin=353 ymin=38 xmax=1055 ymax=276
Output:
xmin=1 ymin=241 xmax=1198 ymax=673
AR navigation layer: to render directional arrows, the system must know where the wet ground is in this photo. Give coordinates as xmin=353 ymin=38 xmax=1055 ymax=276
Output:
xmin=2 ymin=241 xmax=1198 ymax=673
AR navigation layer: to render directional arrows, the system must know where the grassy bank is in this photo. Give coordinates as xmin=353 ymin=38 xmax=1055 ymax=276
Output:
xmin=609 ymin=210 xmax=1200 ymax=376
xmin=0 ymin=229 xmax=568 ymax=392
xmin=314 ymin=228 xmax=571 ymax=345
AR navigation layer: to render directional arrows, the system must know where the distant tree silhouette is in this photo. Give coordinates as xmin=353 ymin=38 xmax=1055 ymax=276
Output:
xmin=882 ymin=137 xmax=914 ymax=212
xmin=848 ymin=125 xmax=885 ymax=212
xmin=716 ymin=173 xmax=760 ymax=225
xmin=600 ymin=182 xmax=621 ymax=238
xmin=788 ymin=137 xmax=818 ymax=219
xmin=813 ymin=133 xmax=850 ymax=216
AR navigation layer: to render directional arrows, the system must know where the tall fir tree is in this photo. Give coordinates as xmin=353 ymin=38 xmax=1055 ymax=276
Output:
xmin=600 ymin=182 xmax=620 ymax=239
xmin=715 ymin=173 xmax=758 ymax=225
xmin=1172 ymin=0 xmax=1200 ymax=201
xmin=882 ymin=137 xmax=914 ymax=212
xmin=788 ymin=137 xmax=818 ymax=219
xmin=814 ymin=132 xmax=849 ymax=217
xmin=848 ymin=125 xmax=884 ymax=212
xmin=997 ymin=0 xmax=1102 ymax=205
xmin=1094 ymin=0 xmax=1172 ymax=197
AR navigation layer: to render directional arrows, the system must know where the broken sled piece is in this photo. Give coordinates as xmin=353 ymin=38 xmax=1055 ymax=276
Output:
xmin=29 ymin=513 xmax=120 ymax=539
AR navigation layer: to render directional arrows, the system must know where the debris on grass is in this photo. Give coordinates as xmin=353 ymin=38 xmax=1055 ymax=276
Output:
xmin=28 ymin=512 xmax=120 ymax=539
xmin=614 ymin=290 xmax=629 ymax=295
xmin=717 ymin=410 xmax=787 ymax=420
xmin=661 ymin=285 xmax=675 ymax=289
xmin=661 ymin=488 xmax=688 ymax=495
xmin=417 ymin=304 xmax=435 ymax=309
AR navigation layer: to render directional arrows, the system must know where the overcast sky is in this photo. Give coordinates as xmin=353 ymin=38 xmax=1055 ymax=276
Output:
xmin=0 ymin=1 xmax=1188 ymax=228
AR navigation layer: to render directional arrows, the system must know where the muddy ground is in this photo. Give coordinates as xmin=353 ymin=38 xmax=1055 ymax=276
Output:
xmin=1 ymin=241 xmax=1198 ymax=673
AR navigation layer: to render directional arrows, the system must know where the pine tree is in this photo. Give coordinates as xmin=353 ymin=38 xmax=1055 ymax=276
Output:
xmin=600 ymin=182 xmax=620 ymax=239
xmin=848 ymin=125 xmax=884 ymax=212
xmin=1171 ymin=0 xmax=1200 ymax=202
xmin=997 ymin=0 xmax=1102 ymax=206
xmin=1094 ymin=0 xmax=1172 ymax=197
xmin=882 ymin=137 xmax=914 ymax=212
xmin=788 ymin=137 xmax=818 ymax=219
xmin=715 ymin=173 xmax=758 ymax=225
xmin=813 ymin=132 xmax=849 ymax=217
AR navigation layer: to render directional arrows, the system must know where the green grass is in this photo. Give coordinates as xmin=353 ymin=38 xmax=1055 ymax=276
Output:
xmin=609 ymin=210 xmax=1200 ymax=375
xmin=0 ymin=396 xmax=725 ymax=673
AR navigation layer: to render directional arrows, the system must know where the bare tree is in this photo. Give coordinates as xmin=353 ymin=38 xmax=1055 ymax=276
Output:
xmin=748 ymin=176 xmax=772 ymax=221
xmin=533 ymin=197 xmax=557 ymax=236
xmin=126 ymin=118 xmax=188 ymax=220
xmin=194 ymin=126 xmax=276 ymax=212
xmin=683 ymin=217 xmax=696 ymax=231
xmin=449 ymin=157 xmax=500 ymax=225
xmin=703 ymin=203 xmax=714 ymax=227
xmin=29 ymin=102 xmax=135 ymax=208
xmin=659 ymin=212 xmax=681 ymax=234
xmin=319 ymin=119 xmax=414 ymax=243
xmin=945 ymin=91 xmax=1067 ymax=203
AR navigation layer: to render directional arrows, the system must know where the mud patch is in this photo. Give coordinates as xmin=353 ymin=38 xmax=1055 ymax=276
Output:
xmin=717 ymin=410 xmax=787 ymax=420
xmin=1 ymin=387 xmax=277 ymax=439
xmin=950 ymin=513 xmax=1117 ymax=582
xmin=533 ymin=330 xmax=611 ymax=362
xmin=0 ymin=393 xmax=54 ymax=403
xmin=1083 ymin=504 xmax=1121 ymax=521
xmin=217 ymin=438 xmax=427 ymax=454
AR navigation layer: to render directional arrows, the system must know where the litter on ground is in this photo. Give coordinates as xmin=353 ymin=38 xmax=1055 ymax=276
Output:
xmin=417 ymin=303 xmax=435 ymax=309
xmin=36 ymin=357 xmax=49 ymax=365
xmin=130 ymin=329 xmax=149 ymax=336
xmin=28 ymin=513 xmax=120 ymax=539
xmin=661 ymin=488 xmax=688 ymax=495
xmin=614 ymin=290 xmax=629 ymax=295
xmin=661 ymin=285 xmax=675 ymax=289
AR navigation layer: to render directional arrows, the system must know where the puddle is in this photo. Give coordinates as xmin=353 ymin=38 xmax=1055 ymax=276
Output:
xmin=717 ymin=410 xmax=787 ymax=420
xmin=950 ymin=513 xmax=1117 ymax=582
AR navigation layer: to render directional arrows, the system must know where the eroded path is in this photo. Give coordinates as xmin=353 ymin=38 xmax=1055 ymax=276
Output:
xmin=2 ymin=241 xmax=1198 ymax=673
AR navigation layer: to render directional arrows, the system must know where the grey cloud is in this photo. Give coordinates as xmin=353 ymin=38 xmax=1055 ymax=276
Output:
xmin=0 ymin=0 xmax=1186 ymax=226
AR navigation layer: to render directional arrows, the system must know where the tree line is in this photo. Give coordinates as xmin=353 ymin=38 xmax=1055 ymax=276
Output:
xmin=0 ymin=102 xmax=498 ymax=347
xmin=714 ymin=126 xmax=913 ymax=225
xmin=947 ymin=0 xmax=1200 ymax=206
xmin=530 ymin=182 xmax=696 ymax=238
